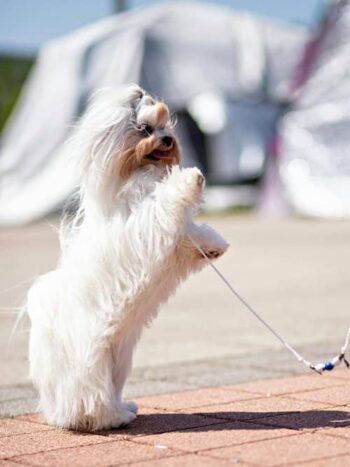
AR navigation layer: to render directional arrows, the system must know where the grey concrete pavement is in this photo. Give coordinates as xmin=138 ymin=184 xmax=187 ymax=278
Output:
xmin=1 ymin=215 xmax=349 ymax=416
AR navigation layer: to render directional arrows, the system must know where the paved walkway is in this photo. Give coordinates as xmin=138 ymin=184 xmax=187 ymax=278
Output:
xmin=1 ymin=216 xmax=350 ymax=417
xmin=0 ymin=370 xmax=349 ymax=466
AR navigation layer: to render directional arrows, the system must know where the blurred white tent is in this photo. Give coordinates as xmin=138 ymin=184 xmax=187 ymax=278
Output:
xmin=0 ymin=2 xmax=309 ymax=224
xmin=278 ymin=0 xmax=350 ymax=218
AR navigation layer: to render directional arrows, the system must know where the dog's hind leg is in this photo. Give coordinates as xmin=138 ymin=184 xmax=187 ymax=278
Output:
xmin=112 ymin=335 xmax=139 ymax=417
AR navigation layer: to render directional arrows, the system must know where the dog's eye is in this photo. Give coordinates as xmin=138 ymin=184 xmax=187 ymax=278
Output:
xmin=140 ymin=124 xmax=153 ymax=135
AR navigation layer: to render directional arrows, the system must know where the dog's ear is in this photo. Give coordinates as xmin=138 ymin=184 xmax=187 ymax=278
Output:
xmin=134 ymin=134 xmax=158 ymax=162
xmin=116 ymin=134 xmax=159 ymax=179
xmin=115 ymin=146 xmax=138 ymax=180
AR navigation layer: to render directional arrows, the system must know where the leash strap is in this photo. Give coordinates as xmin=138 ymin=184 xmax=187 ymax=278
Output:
xmin=188 ymin=234 xmax=350 ymax=375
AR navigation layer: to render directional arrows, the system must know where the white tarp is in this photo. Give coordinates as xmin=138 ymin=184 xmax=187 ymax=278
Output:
xmin=279 ymin=0 xmax=350 ymax=218
xmin=0 ymin=2 xmax=307 ymax=224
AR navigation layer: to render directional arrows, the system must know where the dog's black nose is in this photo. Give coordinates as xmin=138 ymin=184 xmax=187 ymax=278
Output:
xmin=161 ymin=136 xmax=173 ymax=148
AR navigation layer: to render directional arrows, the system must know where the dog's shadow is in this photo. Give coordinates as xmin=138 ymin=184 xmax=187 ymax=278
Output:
xmin=102 ymin=409 xmax=350 ymax=437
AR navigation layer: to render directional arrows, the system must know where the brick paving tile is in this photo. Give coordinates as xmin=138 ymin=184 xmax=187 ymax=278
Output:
xmin=135 ymin=421 xmax=295 ymax=453
xmin=0 ymin=429 xmax=112 ymax=459
xmin=288 ymin=384 xmax=350 ymax=406
xmin=203 ymin=432 xmax=350 ymax=466
xmin=106 ymin=407 xmax=224 ymax=438
xmin=329 ymin=369 xmax=350 ymax=380
xmin=319 ymin=406 xmax=350 ymax=439
xmin=180 ymin=396 xmax=327 ymax=423
xmin=0 ymin=461 xmax=25 ymax=466
xmin=294 ymin=453 xmax=350 ymax=466
xmin=135 ymin=386 xmax=257 ymax=411
xmin=1 ymin=373 xmax=348 ymax=466
xmin=233 ymin=373 xmax=344 ymax=397
xmin=254 ymin=405 xmax=350 ymax=432
xmin=126 ymin=453 xmax=237 ymax=466
xmin=11 ymin=439 xmax=177 ymax=466
xmin=16 ymin=413 xmax=48 ymax=425
xmin=0 ymin=418 xmax=54 ymax=437
xmin=322 ymin=427 xmax=350 ymax=440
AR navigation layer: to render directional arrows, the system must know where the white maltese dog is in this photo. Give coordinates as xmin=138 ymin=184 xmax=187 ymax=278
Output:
xmin=27 ymin=85 xmax=229 ymax=431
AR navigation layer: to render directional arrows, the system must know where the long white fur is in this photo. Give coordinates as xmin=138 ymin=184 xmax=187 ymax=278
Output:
xmin=27 ymin=84 xmax=229 ymax=431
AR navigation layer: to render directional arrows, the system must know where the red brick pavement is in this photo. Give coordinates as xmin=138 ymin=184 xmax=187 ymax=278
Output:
xmin=0 ymin=369 xmax=349 ymax=466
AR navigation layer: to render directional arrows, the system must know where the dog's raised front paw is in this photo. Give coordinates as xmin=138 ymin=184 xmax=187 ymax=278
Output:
xmin=183 ymin=167 xmax=204 ymax=188
xmin=205 ymin=249 xmax=223 ymax=259
xmin=201 ymin=246 xmax=227 ymax=260
xmin=179 ymin=167 xmax=205 ymax=206
xmin=167 ymin=166 xmax=205 ymax=208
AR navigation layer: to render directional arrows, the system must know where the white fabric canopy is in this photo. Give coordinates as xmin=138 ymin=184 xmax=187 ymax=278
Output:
xmin=279 ymin=0 xmax=350 ymax=218
xmin=0 ymin=2 xmax=306 ymax=224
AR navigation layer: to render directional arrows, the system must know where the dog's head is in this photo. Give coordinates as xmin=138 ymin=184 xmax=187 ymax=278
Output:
xmin=117 ymin=87 xmax=180 ymax=179
xmin=77 ymin=85 xmax=180 ymax=182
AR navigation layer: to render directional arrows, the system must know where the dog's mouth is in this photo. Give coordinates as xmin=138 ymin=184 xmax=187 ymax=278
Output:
xmin=145 ymin=149 xmax=173 ymax=162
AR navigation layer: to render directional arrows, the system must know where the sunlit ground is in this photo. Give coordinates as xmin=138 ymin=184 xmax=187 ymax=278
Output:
xmin=1 ymin=213 xmax=349 ymax=388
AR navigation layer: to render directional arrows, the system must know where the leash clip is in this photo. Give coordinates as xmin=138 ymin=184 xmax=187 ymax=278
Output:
xmin=310 ymin=352 xmax=350 ymax=375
